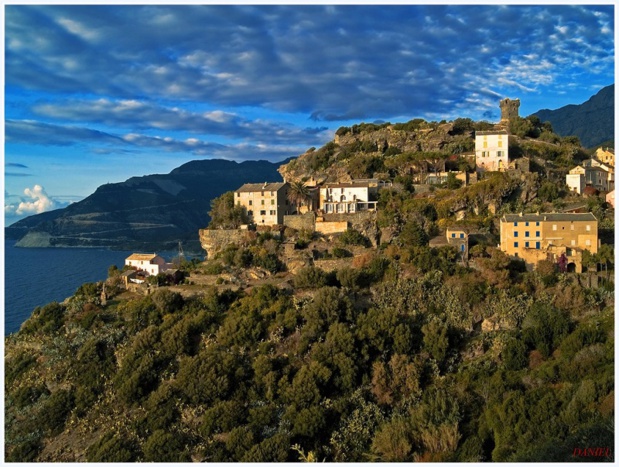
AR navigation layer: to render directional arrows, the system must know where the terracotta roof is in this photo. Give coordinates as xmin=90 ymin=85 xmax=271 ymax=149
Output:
xmin=126 ymin=253 xmax=158 ymax=261
xmin=502 ymin=212 xmax=597 ymax=223
xmin=236 ymin=182 xmax=287 ymax=193
xmin=322 ymin=182 xmax=372 ymax=189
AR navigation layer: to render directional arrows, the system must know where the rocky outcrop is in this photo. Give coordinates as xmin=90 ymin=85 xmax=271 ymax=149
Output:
xmin=198 ymin=229 xmax=254 ymax=259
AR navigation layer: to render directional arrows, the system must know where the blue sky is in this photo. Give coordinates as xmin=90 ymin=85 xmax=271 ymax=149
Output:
xmin=4 ymin=4 xmax=615 ymax=225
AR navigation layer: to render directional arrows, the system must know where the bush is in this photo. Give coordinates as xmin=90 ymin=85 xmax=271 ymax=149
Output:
xmin=38 ymin=389 xmax=75 ymax=436
xmin=339 ymin=229 xmax=371 ymax=247
xmin=203 ymin=261 xmax=225 ymax=275
xmin=143 ymin=430 xmax=191 ymax=462
xmin=21 ymin=302 xmax=65 ymax=334
xmin=293 ymin=266 xmax=327 ymax=289
xmin=86 ymin=431 xmax=139 ymax=462
xmin=331 ymin=247 xmax=352 ymax=258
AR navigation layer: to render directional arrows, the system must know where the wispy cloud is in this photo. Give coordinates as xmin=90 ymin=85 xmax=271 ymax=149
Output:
xmin=6 ymin=5 xmax=613 ymax=122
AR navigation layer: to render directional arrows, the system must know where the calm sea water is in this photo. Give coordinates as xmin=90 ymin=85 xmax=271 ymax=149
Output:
xmin=4 ymin=240 xmax=194 ymax=336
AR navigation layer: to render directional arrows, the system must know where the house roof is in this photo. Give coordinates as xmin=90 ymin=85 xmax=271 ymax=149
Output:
xmin=322 ymin=181 xmax=371 ymax=189
xmin=126 ymin=253 xmax=158 ymax=261
xmin=475 ymin=130 xmax=509 ymax=136
xmin=236 ymin=182 xmax=287 ymax=193
xmin=502 ymin=212 xmax=597 ymax=223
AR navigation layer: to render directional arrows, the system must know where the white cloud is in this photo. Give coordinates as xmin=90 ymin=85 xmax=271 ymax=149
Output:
xmin=5 ymin=184 xmax=69 ymax=217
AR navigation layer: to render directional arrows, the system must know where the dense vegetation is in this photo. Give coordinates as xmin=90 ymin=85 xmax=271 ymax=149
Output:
xmin=5 ymin=230 xmax=614 ymax=461
xmin=5 ymin=112 xmax=615 ymax=462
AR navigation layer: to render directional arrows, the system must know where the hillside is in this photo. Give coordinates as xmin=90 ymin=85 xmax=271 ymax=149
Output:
xmin=5 ymin=226 xmax=614 ymax=462
xmin=5 ymin=102 xmax=615 ymax=461
xmin=6 ymin=159 xmax=287 ymax=252
xmin=532 ymin=84 xmax=614 ymax=149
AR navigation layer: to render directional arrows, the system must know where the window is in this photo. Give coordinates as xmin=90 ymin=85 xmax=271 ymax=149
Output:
xmin=498 ymin=140 xmax=503 ymax=148
xmin=497 ymin=151 xmax=503 ymax=157
xmin=261 ymin=200 xmax=265 ymax=205
xmin=236 ymin=192 xmax=240 ymax=197
xmin=514 ymin=242 xmax=519 ymax=248
xmin=586 ymin=225 xmax=591 ymax=231
xmin=249 ymin=200 xmax=253 ymax=206
xmin=536 ymin=242 xmax=540 ymax=249
xmin=269 ymin=210 xmax=276 ymax=215
xmin=525 ymin=231 xmax=530 ymax=237
xmin=260 ymin=210 xmax=266 ymax=216
xmin=483 ymin=141 xmax=488 ymax=149
xmin=536 ymin=221 xmax=540 ymax=226
xmin=570 ymin=223 xmax=574 ymax=230
xmin=452 ymin=233 xmax=456 ymax=238
xmin=247 ymin=210 xmax=253 ymax=216
xmin=261 ymin=191 xmax=264 ymax=197
xmin=514 ymin=222 xmax=518 ymax=226
xmin=525 ymin=222 xmax=529 ymax=226
xmin=585 ymin=239 xmax=591 ymax=246
xmin=525 ymin=242 xmax=529 ymax=248
xmin=271 ymin=199 xmax=275 ymax=205
xmin=552 ymin=224 xmax=557 ymax=231
xmin=514 ymin=231 xmax=519 ymax=237
xmin=461 ymin=244 xmax=465 ymax=252
xmin=571 ymin=240 xmax=576 ymax=246
xmin=536 ymin=231 xmax=540 ymax=237
xmin=460 ymin=233 xmax=464 ymax=238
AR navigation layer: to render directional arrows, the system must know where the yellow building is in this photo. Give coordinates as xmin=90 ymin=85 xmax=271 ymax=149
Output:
xmin=235 ymin=182 xmax=291 ymax=226
xmin=500 ymin=212 xmax=598 ymax=272
xmin=595 ymin=147 xmax=615 ymax=167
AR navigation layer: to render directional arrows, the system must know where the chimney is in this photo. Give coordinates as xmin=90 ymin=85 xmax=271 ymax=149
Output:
xmin=263 ymin=182 xmax=268 ymax=189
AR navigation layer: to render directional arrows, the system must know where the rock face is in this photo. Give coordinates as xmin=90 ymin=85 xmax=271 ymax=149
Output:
xmin=7 ymin=159 xmax=287 ymax=252
xmin=199 ymin=229 xmax=252 ymax=259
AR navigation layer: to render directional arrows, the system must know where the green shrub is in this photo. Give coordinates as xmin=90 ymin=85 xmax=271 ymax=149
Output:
xmin=331 ymin=247 xmax=352 ymax=258
xmin=6 ymin=352 xmax=36 ymax=386
xmin=86 ymin=431 xmax=139 ymax=462
xmin=203 ymin=261 xmax=225 ymax=275
xmin=12 ymin=383 xmax=50 ymax=409
xmin=20 ymin=302 xmax=65 ymax=334
xmin=293 ymin=266 xmax=327 ymax=289
xmin=339 ymin=229 xmax=371 ymax=247
xmin=143 ymin=430 xmax=191 ymax=462
xmin=38 ymin=389 xmax=75 ymax=436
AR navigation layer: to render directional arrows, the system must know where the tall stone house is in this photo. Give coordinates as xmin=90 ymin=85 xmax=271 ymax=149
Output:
xmin=475 ymin=130 xmax=509 ymax=172
xmin=499 ymin=212 xmax=598 ymax=272
xmin=234 ymin=182 xmax=291 ymax=226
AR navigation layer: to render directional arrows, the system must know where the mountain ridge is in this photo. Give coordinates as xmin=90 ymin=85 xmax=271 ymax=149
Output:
xmin=6 ymin=159 xmax=289 ymax=252
xmin=532 ymin=84 xmax=614 ymax=148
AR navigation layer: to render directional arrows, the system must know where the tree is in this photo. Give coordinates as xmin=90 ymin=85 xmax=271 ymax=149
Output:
xmin=287 ymin=181 xmax=312 ymax=213
xmin=208 ymin=191 xmax=248 ymax=229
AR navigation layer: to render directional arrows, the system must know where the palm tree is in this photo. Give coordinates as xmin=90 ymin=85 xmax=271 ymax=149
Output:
xmin=287 ymin=181 xmax=312 ymax=214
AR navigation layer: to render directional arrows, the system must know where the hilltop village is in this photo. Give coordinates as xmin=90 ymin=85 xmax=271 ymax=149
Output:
xmin=6 ymin=98 xmax=614 ymax=463
xmin=192 ymin=98 xmax=613 ymax=279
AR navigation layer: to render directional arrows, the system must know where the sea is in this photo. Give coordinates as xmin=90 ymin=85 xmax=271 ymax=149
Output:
xmin=4 ymin=240 xmax=195 ymax=336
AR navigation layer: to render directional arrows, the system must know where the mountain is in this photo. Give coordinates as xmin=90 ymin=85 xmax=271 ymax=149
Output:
xmin=6 ymin=159 xmax=288 ymax=252
xmin=532 ymin=84 xmax=614 ymax=148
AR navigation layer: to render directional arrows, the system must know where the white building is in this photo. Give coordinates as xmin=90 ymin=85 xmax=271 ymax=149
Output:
xmin=475 ymin=130 xmax=509 ymax=172
xmin=319 ymin=181 xmax=378 ymax=214
xmin=125 ymin=253 xmax=168 ymax=276
xmin=566 ymin=166 xmax=586 ymax=194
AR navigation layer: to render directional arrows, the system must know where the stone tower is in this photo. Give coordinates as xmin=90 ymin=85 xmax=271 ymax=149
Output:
xmin=499 ymin=98 xmax=520 ymax=125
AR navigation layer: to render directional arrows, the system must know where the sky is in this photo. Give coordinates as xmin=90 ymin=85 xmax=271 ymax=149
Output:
xmin=3 ymin=3 xmax=615 ymax=225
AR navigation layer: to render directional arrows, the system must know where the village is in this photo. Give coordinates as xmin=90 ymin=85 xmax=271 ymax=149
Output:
xmin=122 ymin=98 xmax=614 ymax=287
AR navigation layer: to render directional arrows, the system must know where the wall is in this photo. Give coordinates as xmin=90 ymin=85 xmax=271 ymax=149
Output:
xmin=283 ymin=212 xmax=316 ymax=231
xmin=199 ymin=229 xmax=253 ymax=259
xmin=315 ymin=221 xmax=348 ymax=234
